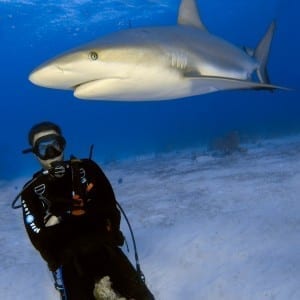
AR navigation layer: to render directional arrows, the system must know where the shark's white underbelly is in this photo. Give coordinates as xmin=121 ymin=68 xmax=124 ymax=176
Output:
xmin=74 ymin=66 xmax=193 ymax=101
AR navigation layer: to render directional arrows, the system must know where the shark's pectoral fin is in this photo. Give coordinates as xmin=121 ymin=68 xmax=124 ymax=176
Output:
xmin=187 ymin=76 xmax=290 ymax=95
xmin=184 ymin=70 xmax=202 ymax=77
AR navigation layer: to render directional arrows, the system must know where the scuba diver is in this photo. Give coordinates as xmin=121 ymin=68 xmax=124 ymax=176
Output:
xmin=17 ymin=121 xmax=155 ymax=300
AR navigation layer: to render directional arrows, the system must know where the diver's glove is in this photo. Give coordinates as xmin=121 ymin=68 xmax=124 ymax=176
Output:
xmin=45 ymin=215 xmax=61 ymax=227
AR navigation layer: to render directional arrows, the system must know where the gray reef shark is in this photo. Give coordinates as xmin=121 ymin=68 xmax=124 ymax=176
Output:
xmin=29 ymin=0 xmax=287 ymax=101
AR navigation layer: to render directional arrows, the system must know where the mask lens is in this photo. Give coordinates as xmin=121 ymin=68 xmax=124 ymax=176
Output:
xmin=33 ymin=135 xmax=65 ymax=160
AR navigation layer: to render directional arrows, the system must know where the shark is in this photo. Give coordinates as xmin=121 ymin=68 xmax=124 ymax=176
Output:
xmin=29 ymin=0 xmax=287 ymax=101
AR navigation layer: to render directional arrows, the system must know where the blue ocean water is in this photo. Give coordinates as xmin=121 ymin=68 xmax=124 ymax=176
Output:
xmin=0 ymin=0 xmax=299 ymax=179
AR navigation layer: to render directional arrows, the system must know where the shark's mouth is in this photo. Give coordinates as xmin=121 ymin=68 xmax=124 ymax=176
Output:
xmin=72 ymin=76 xmax=126 ymax=90
xmin=72 ymin=79 xmax=101 ymax=90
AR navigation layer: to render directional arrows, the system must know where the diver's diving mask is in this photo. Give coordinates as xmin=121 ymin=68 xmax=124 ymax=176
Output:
xmin=23 ymin=134 xmax=66 ymax=160
xmin=33 ymin=134 xmax=66 ymax=159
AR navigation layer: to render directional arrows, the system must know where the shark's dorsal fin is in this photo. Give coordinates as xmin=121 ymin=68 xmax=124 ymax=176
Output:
xmin=177 ymin=0 xmax=207 ymax=31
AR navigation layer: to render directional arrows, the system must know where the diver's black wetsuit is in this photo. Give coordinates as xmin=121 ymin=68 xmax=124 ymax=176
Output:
xmin=21 ymin=158 xmax=154 ymax=300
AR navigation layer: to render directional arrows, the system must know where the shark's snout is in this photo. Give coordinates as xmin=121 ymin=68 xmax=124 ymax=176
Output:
xmin=29 ymin=65 xmax=69 ymax=89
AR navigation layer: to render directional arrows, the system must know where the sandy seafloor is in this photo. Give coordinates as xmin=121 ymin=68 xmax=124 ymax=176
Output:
xmin=1 ymin=134 xmax=300 ymax=300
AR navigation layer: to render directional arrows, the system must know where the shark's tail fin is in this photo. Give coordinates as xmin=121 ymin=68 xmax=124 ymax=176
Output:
xmin=254 ymin=20 xmax=276 ymax=84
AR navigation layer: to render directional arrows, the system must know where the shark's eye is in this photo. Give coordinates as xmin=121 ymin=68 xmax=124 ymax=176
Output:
xmin=89 ymin=51 xmax=98 ymax=61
